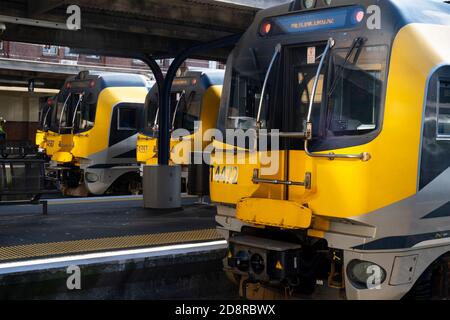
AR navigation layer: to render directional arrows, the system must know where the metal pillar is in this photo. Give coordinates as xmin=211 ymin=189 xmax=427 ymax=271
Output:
xmin=139 ymin=54 xmax=164 ymax=99
xmin=157 ymin=33 xmax=242 ymax=165
xmin=140 ymin=34 xmax=241 ymax=209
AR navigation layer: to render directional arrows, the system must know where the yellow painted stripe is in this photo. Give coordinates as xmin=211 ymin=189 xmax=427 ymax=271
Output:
xmin=0 ymin=228 xmax=222 ymax=262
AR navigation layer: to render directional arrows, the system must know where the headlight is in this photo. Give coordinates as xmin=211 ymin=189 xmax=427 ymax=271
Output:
xmin=85 ymin=172 xmax=99 ymax=183
xmin=347 ymin=260 xmax=387 ymax=289
xmin=235 ymin=250 xmax=250 ymax=272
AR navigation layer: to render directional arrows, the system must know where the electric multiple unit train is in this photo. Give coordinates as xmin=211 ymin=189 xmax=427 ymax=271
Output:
xmin=210 ymin=0 xmax=450 ymax=299
xmin=35 ymin=96 xmax=55 ymax=156
xmin=137 ymin=70 xmax=224 ymax=194
xmin=46 ymin=71 xmax=152 ymax=196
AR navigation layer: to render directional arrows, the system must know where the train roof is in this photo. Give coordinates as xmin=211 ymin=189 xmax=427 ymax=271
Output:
xmin=65 ymin=71 xmax=153 ymax=89
xmin=182 ymin=69 xmax=225 ymax=87
xmin=255 ymin=0 xmax=450 ymax=30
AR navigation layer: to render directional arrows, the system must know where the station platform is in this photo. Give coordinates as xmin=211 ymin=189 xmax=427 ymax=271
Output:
xmin=0 ymin=195 xmax=235 ymax=299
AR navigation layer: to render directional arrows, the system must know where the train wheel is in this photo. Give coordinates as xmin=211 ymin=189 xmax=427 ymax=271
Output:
xmin=405 ymin=255 xmax=450 ymax=300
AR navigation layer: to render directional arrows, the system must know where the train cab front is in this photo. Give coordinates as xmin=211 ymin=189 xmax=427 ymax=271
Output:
xmin=211 ymin=0 xmax=450 ymax=300
xmin=46 ymin=72 xmax=100 ymax=196
xmin=36 ymin=96 xmax=56 ymax=159
xmin=138 ymin=70 xmax=223 ymax=194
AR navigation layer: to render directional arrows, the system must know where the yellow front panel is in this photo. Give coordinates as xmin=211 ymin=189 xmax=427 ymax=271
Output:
xmin=237 ymin=198 xmax=312 ymax=229
xmin=45 ymin=131 xmax=63 ymax=157
xmin=137 ymin=133 xmax=156 ymax=164
xmin=52 ymin=134 xmax=74 ymax=163
xmin=210 ymin=140 xmax=285 ymax=204
xmin=35 ymin=130 xmax=46 ymax=149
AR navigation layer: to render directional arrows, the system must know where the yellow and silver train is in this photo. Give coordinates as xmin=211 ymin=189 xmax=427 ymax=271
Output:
xmin=211 ymin=0 xmax=450 ymax=299
xmin=137 ymin=70 xmax=223 ymax=193
xmin=47 ymin=71 xmax=152 ymax=196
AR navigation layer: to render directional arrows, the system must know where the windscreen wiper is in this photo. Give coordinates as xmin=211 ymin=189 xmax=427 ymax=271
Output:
xmin=58 ymin=93 xmax=72 ymax=133
xmin=256 ymin=43 xmax=281 ymax=128
xmin=171 ymin=90 xmax=186 ymax=130
xmin=71 ymin=93 xmax=85 ymax=133
xmin=328 ymin=37 xmax=366 ymax=98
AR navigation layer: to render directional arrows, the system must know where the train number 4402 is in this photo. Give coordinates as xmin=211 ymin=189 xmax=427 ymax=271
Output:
xmin=212 ymin=166 xmax=238 ymax=185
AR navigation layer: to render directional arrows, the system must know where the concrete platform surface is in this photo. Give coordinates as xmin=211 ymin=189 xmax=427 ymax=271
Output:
xmin=0 ymin=195 xmax=221 ymax=263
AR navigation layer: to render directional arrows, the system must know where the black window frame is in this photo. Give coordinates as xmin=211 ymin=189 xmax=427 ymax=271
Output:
xmin=117 ymin=106 xmax=138 ymax=131
xmin=436 ymin=78 xmax=450 ymax=140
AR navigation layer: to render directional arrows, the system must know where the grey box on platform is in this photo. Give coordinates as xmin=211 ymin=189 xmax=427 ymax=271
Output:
xmin=143 ymin=165 xmax=181 ymax=209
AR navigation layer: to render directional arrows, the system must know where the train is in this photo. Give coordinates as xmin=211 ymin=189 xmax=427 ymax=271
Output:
xmin=210 ymin=0 xmax=450 ymax=300
xmin=46 ymin=71 xmax=152 ymax=196
xmin=35 ymin=96 xmax=55 ymax=157
xmin=137 ymin=69 xmax=224 ymax=194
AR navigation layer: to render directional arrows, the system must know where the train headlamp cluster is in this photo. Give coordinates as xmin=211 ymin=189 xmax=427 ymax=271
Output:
xmin=250 ymin=253 xmax=265 ymax=275
xmin=347 ymin=260 xmax=387 ymax=289
xmin=235 ymin=250 xmax=250 ymax=272
xmin=85 ymin=172 xmax=99 ymax=183
xmin=233 ymin=250 xmax=266 ymax=275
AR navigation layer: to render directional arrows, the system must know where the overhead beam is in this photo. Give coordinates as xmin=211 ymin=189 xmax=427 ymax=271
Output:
xmin=70 ymin=0 xmax=256 ymax=31
xmin=28 ymin=0 xmax=67 ymax=17
xmin=1 ymin=23 xmax=233 ymax=60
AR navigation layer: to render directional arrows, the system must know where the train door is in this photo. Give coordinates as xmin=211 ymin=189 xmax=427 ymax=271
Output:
xmin=283 ymin=43 xmax=326 ymax=202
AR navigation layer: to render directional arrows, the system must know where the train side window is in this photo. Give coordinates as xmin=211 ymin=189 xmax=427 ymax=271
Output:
xmin=117 ymin=107 xmax=137 ymax=130
xmin=436 ymin=80 xmax=450 ymax=138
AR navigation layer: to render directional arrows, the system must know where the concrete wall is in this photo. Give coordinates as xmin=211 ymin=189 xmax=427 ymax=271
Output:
xmin=0 ymin=90 xmax=49 ymax=142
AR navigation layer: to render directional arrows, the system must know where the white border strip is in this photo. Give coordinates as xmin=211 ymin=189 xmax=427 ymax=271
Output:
xmin=0 ymin=240 xmax=227 ymax=275
xmin=46 ymin=194 xmax=198 ymax=205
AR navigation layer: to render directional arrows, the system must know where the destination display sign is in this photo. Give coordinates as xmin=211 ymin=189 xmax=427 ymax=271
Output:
xmin=173 ymin=77 xmax=197 ymax=87
xmin=260 ymin=6 xmax=365 ymax=36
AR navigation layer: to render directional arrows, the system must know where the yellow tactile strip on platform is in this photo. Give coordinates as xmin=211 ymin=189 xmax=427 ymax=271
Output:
xmin=0 ymin=228 xmax=223 ymax=262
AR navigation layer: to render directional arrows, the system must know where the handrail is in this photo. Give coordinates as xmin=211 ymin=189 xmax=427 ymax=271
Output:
xmin=58 ymin=93 xmax=72 ymax=133
xmin=70 ymin=93 xmax=85 ymax=134
xmin=171 ymin=90 xmax=186 ymax=130
xmin=306 ymin=38 xmax=334 ymax=123
xmin=252 ymin=169 xmax=311 ymax=190
xmin=256 ymin=43 xmax=281 ymax=128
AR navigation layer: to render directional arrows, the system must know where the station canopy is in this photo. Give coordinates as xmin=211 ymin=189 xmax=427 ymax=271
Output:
xmin=0 ymin=0 xmax=291 ymax=61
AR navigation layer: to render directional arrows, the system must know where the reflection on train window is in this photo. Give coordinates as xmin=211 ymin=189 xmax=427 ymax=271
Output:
xmin=146 ymin=94 xmax=159 ymax=130
xmin=74 ymin=94 xmax=96 ymax=132
xmin=295 ymin=70 xmax=324 ymax=133
xmin=437 ymin=80 xmax=450 ymax=138
xmin=56 ymin=93 xmax=84 ymax=130
xmin=38 ymin=98 xmax=53 ymax=130
xmin=118 ymin=108 xmax=137 ymax=130
xmin=228 ymin=73 xmax=259 ymax=129
xmin=173 ymin=91 xmax=199 ymax=132
xmin=227 ymin=62 xmax=275 ymax=130
xmin=327 ymin=46 xmax=387 ymax=136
